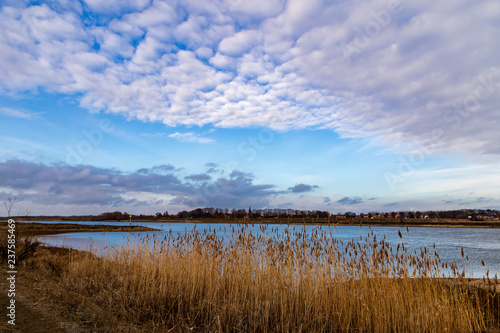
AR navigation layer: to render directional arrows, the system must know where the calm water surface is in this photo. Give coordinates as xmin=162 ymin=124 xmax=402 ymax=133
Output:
xmin=29 ymin=221 xmax=500 ymax=278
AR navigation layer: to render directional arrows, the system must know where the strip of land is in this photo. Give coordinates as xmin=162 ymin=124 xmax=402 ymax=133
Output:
xmin=0 ymin=222 xmax=160 ymax=236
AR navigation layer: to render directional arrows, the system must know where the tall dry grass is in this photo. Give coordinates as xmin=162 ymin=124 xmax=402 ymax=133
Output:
xmin=59 ymin=225 xmax=498 ymax=332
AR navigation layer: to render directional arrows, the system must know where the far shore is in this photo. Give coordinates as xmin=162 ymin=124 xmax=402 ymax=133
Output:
xmin=4 ymin=217 xmax=500 ymax=228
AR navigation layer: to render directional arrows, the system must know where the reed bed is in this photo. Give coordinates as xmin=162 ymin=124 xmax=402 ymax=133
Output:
xmin=59 ymin=224 xmax=498 ymax=332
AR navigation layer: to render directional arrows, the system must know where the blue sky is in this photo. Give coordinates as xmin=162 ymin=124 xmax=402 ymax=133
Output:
xmin=1 ymin=0 xmax=499 ymax=215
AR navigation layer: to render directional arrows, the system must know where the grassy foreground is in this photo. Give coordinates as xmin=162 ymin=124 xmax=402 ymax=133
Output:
xmin=3 ymin=224 xmax=500 ymax=332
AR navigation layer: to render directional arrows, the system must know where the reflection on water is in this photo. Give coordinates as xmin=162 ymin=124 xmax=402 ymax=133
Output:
xmin=32 ymin=221 xmax=500 ymax=278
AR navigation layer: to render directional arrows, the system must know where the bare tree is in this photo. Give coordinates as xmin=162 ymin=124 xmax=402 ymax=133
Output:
xmin=3 ymin=197 xmax=31 ymax=220
xmin=3 ymin=197 xmax=17 ymax=218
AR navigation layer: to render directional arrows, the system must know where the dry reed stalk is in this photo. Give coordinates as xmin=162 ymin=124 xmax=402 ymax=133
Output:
xmin=55 ymin=224 xmax=497 ymax=332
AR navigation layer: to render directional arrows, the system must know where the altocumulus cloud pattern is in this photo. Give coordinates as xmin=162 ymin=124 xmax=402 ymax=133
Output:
xmin=0 ymin=0 xmax=499 ymax=155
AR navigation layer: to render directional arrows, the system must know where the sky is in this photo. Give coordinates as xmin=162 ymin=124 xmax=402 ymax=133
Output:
xmin=0 ymin=0 xmax=499 ymax=216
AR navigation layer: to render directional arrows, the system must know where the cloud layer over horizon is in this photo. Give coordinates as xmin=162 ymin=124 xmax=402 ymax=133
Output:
xmin=0 ymin=159 xmax=281 ymax=210
xmin=1 ymin=159 xmax=498 ymax=215
xmin=1 ymin=0 xmax=499 ymax=156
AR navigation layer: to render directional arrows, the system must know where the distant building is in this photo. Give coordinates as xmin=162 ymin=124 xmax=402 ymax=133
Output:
xmin=476 ymin=214 xmax=499 ymax=220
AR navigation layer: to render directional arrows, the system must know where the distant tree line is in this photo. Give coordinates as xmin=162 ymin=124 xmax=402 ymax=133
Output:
xmin=79 ymin=208 xmax=499 ymax=222
xmin=91 ymin=211 xmax=130 ymax=221
xmin=174 ymin=208 xmax=332 ymax=219
xmin=169 ymin=208 xmax=499 ymax=220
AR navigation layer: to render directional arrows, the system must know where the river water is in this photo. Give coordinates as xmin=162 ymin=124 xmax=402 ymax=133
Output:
xmin=29 ymin=221 xmax=500 ymax=278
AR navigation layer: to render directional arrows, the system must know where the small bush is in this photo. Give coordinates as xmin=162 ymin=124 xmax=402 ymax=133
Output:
xmin=0 ymin=227 xmax=41 ymax=265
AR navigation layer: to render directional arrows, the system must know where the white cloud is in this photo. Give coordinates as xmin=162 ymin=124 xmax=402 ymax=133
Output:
xmin=195 ymin=46 xmax=213 ymax=59
xmin=219 ymin=30 xmax=260 ymax=56
xmin=120 ymin=0 xmax=177 ymax=28
xmin=0 ymin=0 xmax=499 ymax=157
xmin=91 ymin=27 xmax=135 ymax=58
xmin=209 ymin=52 xmax=236 ymax=69
xmin=82 ymin=0 xmax=150 ymax=14
xmin=168 ymin=132 xmax=214 ymax=144
xmin=392 ymin=164 xmax=500 ymax=197
xmin=222 ymin=0 xmax=285 ymax=25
